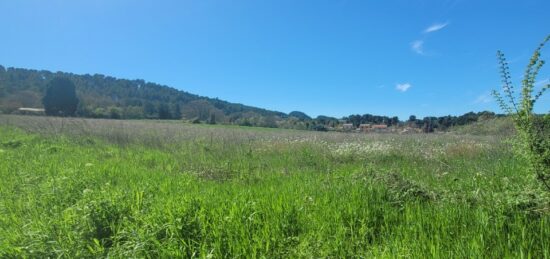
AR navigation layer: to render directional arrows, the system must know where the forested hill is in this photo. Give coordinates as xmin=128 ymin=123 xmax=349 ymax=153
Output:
xmin=0 ymin=65 xmax=287 ymax=126
xmin=0 ymin=65 xmax=504 ymax=131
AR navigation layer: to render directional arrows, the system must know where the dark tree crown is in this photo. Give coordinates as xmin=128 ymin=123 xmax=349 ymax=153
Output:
xmin=42 ymin=77 xmax=79 ymax=116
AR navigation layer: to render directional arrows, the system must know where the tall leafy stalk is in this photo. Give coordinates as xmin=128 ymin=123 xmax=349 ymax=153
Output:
xmin=493 ymin=35 xmax=550 ymax=191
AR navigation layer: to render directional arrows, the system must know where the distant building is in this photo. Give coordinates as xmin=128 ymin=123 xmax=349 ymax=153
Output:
xmin=359 ymin=124 xmax=371 ymax=132
xmin=17 ymin=107 xmax=45 ymax=115
xmin=342 ymin=123 xmax=354 ymax=131
xmin=371 ymin=124 xmax=389 ymax=132
xmin=372 ymin=124 xmax=388 ymax=129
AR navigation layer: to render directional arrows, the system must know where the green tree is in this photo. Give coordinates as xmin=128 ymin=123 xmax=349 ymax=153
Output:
xmin=208 ymin=113 xmax=216 ymax=124
xmin=109 ymin=106 xmax=122 ymax=119
xmin=493 ymin=35 xmax=550 ymax=191
xmin=158 ymin=103 xmax=172 ymax=119
xmin=42 ymin=77 xmax=79 ymax=116
xmin=172 ymin=103 xmax=182 ymax=120
xmin=143 ymin=101 xmax=156 ymax=118
xmin=422 ymin=118 xmax=434 ymax=133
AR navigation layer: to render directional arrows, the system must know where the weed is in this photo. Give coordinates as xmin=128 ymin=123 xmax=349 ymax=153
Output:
xmin=493 ymin=35 xmax=550 ymax=191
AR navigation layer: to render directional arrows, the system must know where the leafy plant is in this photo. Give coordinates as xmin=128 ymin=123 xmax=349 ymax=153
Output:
xmin=493 ymin=35 xmax=550 ymax=191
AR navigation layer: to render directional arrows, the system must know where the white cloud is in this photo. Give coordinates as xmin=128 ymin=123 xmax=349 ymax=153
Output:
xmin=396 ymin=83 xmax=412 ymax=92
xmin=411 ymin=40 xmax=424 ymax=55
xmin=424 ymin=22 xmax=449 ymax=33
xmin=474 ymin=92 xmax=492 ymax=104
xmin=410 ymin=22 xmax=449 ymax=55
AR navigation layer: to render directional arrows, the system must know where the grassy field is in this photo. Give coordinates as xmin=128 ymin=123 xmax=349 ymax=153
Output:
xmin=0 ymin=115 xmax=549 ymax=258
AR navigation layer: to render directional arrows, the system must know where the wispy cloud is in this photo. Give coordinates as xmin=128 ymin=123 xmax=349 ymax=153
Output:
xmin=424 ymin=22 xmax=449 ymax=33
xmin=411 ymin=40 xmax=424 ymax=55
xmin=474 ymin=92 xmax=492 ymax=104
xmin=396 ymin=83 xmax=412 ymax=92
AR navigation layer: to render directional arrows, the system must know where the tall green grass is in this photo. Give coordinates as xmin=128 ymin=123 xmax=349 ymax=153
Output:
xmin=0 ymin=116 xmax=549 ymax=257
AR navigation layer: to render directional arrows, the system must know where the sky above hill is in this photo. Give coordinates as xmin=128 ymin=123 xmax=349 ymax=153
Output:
xmin=1 ymin=0 xmax=549 ymax=119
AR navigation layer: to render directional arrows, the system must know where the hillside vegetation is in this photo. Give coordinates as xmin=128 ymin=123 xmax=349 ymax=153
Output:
xmin=1 ymin=65 xmax=503 ymax=131
xmin=450 ymin=117 xmax=516 ymax=136
xmin=0 ymin=66 xmax=285 ymax=125
xmin=1 ymin=115 xmax=549 ymax=257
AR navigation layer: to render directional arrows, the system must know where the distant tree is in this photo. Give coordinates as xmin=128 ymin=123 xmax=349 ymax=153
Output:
xmin=438 ymin=115 xmax=454 ymax=129
xmin=260 ymin=116 xmax=278 ymax=128
xmin=311 ymin=124 xmax=328 ymax=132
xmin=208 ymin=113 xmax=217 ymax=124
xmin=390 ymin=116 xmax=399 ymax=126
xmin=92 ymin=107 xmax=107 ymax=118
xmin=239 ymin=119 xmax=252 ymax=127
xmin=183 ymin=100 xmax=213 ymax=121
xmin=109 ymin=106 xmax=122 ymax=119
xmin=422 ymin=118 xmax=434 ymax=133
xmin=477 ymin=111 xmax=496 ymax=121
xmin=316 ymin=115 xmax=338 ymax=127
xmin=347 ymin=114 xmax=361 ymax=127
xmin=143 ymin=101 xmax=156 ymax=118
xmin=42 ymin=77 xmax=79 ymax=116
xmin=457 ymin=112 xmax=477 ymax=125
xmin=407 ymin=115 xmax=417 ymax=127
xmin=158 ymin=103 xmax=172 ymax=119
xmin=123 ymin=106 xmax=144 ymax=119
xmin=172 ymin=103 xmax=182 ymax=120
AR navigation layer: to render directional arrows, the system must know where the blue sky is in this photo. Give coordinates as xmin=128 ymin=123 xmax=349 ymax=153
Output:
xmin=1 ymin=0 xmax=549 ymax=119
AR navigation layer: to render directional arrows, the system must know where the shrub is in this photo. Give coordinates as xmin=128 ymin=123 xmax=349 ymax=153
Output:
xmin=493 ymin=35 xmax=550 ymax=191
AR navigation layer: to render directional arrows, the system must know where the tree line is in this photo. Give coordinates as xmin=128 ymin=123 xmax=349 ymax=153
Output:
xmin=0 ymin=66 xmax=285 ymax=125
xmin=0 ymin=65 xmax=502 ymax=131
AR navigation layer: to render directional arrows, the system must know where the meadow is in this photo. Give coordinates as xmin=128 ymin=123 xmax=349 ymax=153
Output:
xmin=0 ymin=115 xmax=549 ymax=258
